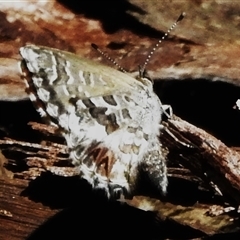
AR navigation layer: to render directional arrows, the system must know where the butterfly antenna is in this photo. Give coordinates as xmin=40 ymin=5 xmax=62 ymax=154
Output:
xmin=91 ymin=43 xmax=127 ymax=73
xmin=140 ymin=12 xmax=185 ymax=76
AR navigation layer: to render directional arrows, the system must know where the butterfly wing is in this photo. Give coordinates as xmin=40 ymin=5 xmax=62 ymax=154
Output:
xmin=20 ymin=45 xmax=167 ymax=198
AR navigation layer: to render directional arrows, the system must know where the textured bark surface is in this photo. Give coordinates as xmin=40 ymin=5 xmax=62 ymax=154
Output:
xmin=1 ymin=1 xmax=240 ymax=239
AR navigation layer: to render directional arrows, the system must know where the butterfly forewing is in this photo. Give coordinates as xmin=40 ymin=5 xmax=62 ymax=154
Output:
xmin=20 ymin=45 xmax=167 ymax=198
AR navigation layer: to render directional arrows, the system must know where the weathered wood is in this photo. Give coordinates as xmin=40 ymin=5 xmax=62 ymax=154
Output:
xmin=3 ymin=117 xmax=240 ymax=207
xmin=1 ymin=116 xmax=240 ymax=239
xmin=0 ymin=178 xmax=59 ymax=240
xmin=162 ymin=116 xmax=240 ymax=205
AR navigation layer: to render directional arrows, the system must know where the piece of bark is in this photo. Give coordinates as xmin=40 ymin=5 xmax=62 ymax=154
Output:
xmin=161 ymin=116 xmax=240 ymax=205
xmin=1 ymin=115 xmax=240 ymax=238
xmin=2 ymin=116 xmax=240 ymax=206
xmin=0 ymin=178 xmax=59 ymax=240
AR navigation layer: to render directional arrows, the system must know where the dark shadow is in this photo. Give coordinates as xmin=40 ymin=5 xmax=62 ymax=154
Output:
xmin=0 ymin=100 xmax=42 ymax=141
xmin=21 ymin=172 xmax=92 ymax=209
xmin=57 ymin=0 xmax=168 ymax=38
xmin=155 ymin=79 xmax=240 ymax=146
xmin=26 ymin=205 xmax=205 ymax=240
xmin=24 ymin=174 xmax=204 ymax=240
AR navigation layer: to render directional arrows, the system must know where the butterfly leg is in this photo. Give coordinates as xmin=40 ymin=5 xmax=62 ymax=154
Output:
xmin=162 ymin=104 xmax=173 ymax=119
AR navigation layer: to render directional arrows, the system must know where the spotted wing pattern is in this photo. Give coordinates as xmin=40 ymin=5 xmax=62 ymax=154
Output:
xmin=20 ymin=45 xmax=167 ymax=199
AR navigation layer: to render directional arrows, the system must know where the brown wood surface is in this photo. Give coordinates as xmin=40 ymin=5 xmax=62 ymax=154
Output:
xmin=1 ymin=1 xmax=240 ymax=239
xmin=0 ymin=178 xmax=58 ymax=240
xmin=1 ymin=116 xmax=240 ymax=239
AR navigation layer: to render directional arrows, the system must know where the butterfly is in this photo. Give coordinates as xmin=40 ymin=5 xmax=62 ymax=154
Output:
xmin=19 ymin=13 xmax=184 ymax=199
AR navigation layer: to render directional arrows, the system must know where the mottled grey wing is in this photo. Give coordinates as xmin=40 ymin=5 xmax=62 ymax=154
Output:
xmin=20 ymin=45 xmax=166 ymax=198
xmin=19 ymin=45 xmax=152 ymax=130
xmin=20 ymin=45 xmax=141 ymax=98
